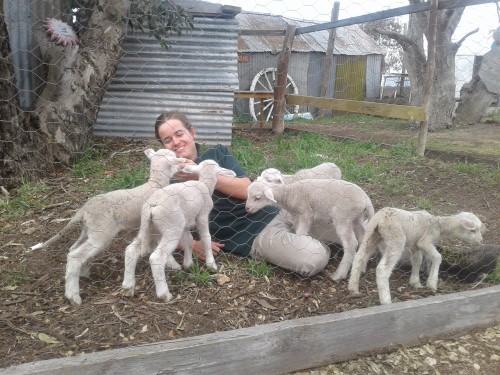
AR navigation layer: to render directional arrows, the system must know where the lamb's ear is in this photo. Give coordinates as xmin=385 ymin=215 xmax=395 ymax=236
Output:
xmin=263 ymin=171 xmax=284 ymax=184
xmin=461 ymin=219 xmax=477 ymax=231
xmin=263 ymin=187 xmax=277 ymax=203
xmin=144 ymin=149 xmax=156 ymax=159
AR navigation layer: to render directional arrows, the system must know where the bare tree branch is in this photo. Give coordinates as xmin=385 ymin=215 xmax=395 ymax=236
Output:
xmin=453 ymin=27 xmax=479 ymax=52
xmin=374 ymin=27 xmax=427 ymax=64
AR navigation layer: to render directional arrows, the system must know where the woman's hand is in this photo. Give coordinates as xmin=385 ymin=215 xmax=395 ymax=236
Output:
xmin=192 ymin=240 xmax=224 ymax=261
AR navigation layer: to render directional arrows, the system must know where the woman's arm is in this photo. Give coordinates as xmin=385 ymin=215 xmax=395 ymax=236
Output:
xmin=215 ymin=175 xmax=251 ymax=200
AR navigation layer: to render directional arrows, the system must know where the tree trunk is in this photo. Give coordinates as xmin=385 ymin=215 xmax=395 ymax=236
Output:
xmin=0 ymin=0 xmax=130 ymax=189
xmin=33 ymin=0 xmax=130 ymax=166
xmin=376 ymin=1 xmax=468 ymax=131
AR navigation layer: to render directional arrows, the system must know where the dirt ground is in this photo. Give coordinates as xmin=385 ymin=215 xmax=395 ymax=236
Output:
xmin=0 ymin=122 xmax=499 ymax=373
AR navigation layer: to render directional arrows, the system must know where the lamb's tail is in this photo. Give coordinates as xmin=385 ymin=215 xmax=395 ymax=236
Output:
xmin=138 ymin=203 xmax=154 ymax=257
xmin=359 ymin=212 xmax=380 ymax=251
xmin=364 ymin=201 xmax=375 ymax=223
xmin=29 ymin=209 xmax=83 ymax=251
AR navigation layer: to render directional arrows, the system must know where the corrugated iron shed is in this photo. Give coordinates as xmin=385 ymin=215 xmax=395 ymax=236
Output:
xmin=94 ymin=17 xmax=239 ymax=145
xmin=237 ymin=12 xmax=384 ymax=56
xmin=94 ymin=2 xmax=240 ymax=145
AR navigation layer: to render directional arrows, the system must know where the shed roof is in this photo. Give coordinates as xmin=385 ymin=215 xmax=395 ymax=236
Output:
xmin=236 ymin=12 xmax=384 ymax=56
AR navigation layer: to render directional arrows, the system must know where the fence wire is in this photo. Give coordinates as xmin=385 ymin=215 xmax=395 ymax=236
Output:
xmin=0 ymin=0 xmax=499 ymax=370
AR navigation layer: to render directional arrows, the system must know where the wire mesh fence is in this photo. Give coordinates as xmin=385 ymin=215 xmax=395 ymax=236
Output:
xmin=1 ymin=0 xmax=499 ymax=370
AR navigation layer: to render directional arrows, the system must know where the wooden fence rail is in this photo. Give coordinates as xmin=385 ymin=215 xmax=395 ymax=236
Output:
xmin=2 ymin=286 xmax=499 ymax=375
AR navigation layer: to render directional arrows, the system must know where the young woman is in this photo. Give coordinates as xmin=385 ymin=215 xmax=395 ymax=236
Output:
xmin=155 ymin=111 xmax=330 ymax=277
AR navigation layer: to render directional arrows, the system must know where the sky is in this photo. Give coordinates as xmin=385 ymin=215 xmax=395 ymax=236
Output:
xmin=214 ymin=0 xmax=499 ymax=55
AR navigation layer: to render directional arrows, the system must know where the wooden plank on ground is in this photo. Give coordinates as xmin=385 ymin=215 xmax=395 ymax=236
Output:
xmin=2 ymin=286 xmax=499 ymax=375
xmin=286 ymin=94 xmax=426 ymax=121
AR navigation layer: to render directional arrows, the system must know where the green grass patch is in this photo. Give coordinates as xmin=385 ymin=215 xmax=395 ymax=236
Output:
xmin=2 ymin=267 xmax=28 ymax=287
xmin=246 ymin=259 xmax=274 ymax=278
xmin=185 ymin=259 xmax=217 ymax=286
xmin=0 ymin=179 xmax=50 ymax=220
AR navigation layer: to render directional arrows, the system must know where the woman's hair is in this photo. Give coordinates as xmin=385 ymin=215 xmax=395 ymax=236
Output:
xmin=154 ymin=111 xmax=194 ymax=142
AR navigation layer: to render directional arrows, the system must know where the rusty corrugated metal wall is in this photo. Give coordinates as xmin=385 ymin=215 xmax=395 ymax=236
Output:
xmin=94 ymin=16 xmax=239 ymax=145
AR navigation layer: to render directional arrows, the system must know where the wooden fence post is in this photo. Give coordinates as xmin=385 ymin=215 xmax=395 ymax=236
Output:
xmin=272 ymin=23 xmax=297 ymax=133
xmin=318 ymin=2 xmax=340 ymax=118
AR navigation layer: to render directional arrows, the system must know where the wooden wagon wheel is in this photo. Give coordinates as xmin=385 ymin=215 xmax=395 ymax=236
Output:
xmin=248 ymin=67 xmax=299 ymax=122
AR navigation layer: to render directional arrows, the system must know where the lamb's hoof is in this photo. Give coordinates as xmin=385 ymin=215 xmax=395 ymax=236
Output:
xmin=206 ymin=262 xmax=218 ymax=272
xmin=158 ymin=293 xmax=173 ymax=302
xmin=66 ymin=293 xmax=82 ymax=306
xmin=166 ymin=257 xmax=182 ymax=271
xmin=410 ymin=282 xmax=423 ymax=289
xmin=121 ymin=287 xmax=135 ymax=297
xmin=347 ymin=286 xmax=360 ymax=295
xmin=330 ymin=271 xmax=346 ymax=282
xmin=182 ymin=261 xmax=194 ymax=270
xmin=426 ymin=283 xmax=438 ymax=292
xmin=379 ymin=299 xmax=392 ymax=305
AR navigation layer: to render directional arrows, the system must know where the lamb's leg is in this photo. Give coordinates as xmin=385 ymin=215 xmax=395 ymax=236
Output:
xmin=122 ymin=237 xmax=142 ymax=296
xmin=294 ymin=213 xmax=313 ymax=236
xmin=409 ymin=250 xmax=424 ymax=288
xmin=197 ymin=215 xmax=217 ymax=271
xmin=353 ymin=217 xmax=369 ymax=273
xmin=149 ymin=236 xmax=180 ymax=302
xmin=65 ymin=235 xmax=113 ymax=305
xmin=70 ymin=230 xmax=90 ymax=277
xmin=165 ymin=254 xmax=183 ymax=270
xmin=181 ymin=230 xmax=194 ymax=270
xmin=376 ymin=240 xmax=404 ymax=305
xmin=419 ymin=243 xmax=442 ymax=292
xmin=348 ymin=236 xmax=379 ymax=294
xmin=331 ymin=225 xmax=358 ymax=281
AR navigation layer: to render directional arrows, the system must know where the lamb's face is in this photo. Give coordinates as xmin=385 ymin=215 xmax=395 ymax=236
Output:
xmin=246 ymin=180 xmax=276 ymax=213
xmin=457 ymin=212 xmax=485 ymax=245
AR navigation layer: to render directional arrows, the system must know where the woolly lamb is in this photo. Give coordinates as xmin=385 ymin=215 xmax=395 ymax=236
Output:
xmin=260 ymin=162 xmax=341 ymax=184
xmin=30 ymin=148 xmax=185 ymax=305
xmin=246 ymin=174 xmax=374 ymax=281
xmin=122 ymin=159 xmax=236 ymax=302
xmin=348 ymin=208 xmax=486 ymax=305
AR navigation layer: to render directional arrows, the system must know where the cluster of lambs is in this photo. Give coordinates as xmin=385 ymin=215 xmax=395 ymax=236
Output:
xmin=246 ymin=163 xmax=487 ymax=305
xmin=31 ymin=149 xmax=235 ymax=305
xmin=31 ymin=148 xmax=489 ymax=306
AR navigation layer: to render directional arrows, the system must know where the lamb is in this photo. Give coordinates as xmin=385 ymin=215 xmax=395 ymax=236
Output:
xmin=121 ymin=159 xmax=236 ymax=302
xmin=245 ymin=172 xmax=375 ymax=281
xmin=347 ymin=207 xmax=486 ymax=305
xmin=260 ymin=162 xmax=341 ymax=185
xmin=29 ymin=148 xmax=186 ymax=305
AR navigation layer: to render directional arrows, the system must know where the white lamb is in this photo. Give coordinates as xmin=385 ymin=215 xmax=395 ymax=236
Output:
xmin=122 ymin=159 xmax=236 ymax=302
xmin=348 ymin=207 xmax=486 ymax=305
xmin=29 ymin=148 xmax=186 ymax=305
xmin=245 ymin=173 xmax=375 ymax=281
xmin=260 ymin=162 xmax=341 ymax=184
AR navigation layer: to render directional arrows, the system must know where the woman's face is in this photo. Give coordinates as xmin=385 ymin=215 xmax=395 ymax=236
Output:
xmin=157 ymin=119 xmax=197 ymax=160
